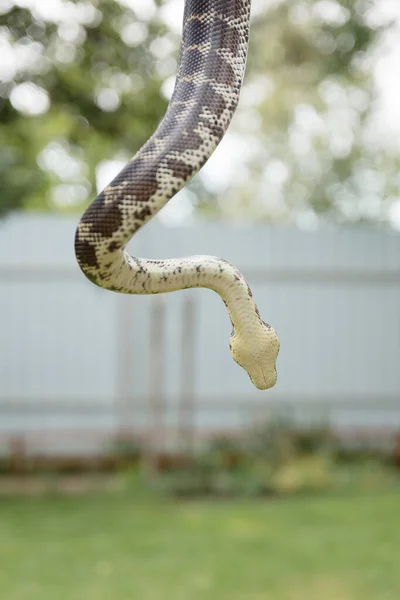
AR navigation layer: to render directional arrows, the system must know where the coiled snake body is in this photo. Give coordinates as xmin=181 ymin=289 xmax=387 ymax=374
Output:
xmin=75 ymin=0 xmax=279 ymax=389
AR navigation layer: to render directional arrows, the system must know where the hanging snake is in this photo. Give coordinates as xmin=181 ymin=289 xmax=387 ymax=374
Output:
xmin=75 ymin=0 xmax=279 ymax=390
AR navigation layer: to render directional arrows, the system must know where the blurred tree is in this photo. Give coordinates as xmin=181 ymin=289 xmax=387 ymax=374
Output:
xmin=197 ymin=0 xmax=400 ymax=226
xmin=0 ymin=0 xmax=399 ymax=226
xmin=0 ymin=0 xmax=171 ymax=215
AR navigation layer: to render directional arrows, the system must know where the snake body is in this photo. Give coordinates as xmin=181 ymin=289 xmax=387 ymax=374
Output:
xmin=75 ymin=0 xmax=279 ymax=390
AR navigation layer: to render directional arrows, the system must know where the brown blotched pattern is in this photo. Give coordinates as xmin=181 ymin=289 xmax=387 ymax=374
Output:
xmin=75 ymin=0 xmax=251 ymax=273
xmin=74 ymin=1 xmax=280 ymax=391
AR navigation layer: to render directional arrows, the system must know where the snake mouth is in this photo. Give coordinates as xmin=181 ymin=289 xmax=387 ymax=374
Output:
xmin=252 ymin=366 xmax=278 ymax=391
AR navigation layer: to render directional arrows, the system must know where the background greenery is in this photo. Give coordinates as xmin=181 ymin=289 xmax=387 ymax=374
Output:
xmin=1 ymin=0 xmax=399 ymax=225
xmin=3 ymin=418 xmax=400 ymax=499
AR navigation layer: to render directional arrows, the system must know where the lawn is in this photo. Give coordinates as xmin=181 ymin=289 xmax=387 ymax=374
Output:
xmin=0 ymin=490 xmax=399 ymax=599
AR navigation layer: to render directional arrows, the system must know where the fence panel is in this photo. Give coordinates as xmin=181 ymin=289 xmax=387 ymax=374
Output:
xmin=0 ymin=214 xmax=399 ymax=455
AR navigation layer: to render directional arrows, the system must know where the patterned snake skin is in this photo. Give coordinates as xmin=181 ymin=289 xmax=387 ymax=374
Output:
xmin=75 ymin=0 xmax=279 ymax=389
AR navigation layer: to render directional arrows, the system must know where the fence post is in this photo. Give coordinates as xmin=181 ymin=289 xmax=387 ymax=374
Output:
xmin=178 ymin=295 xmax=196 ymax=454
xmin=115 ymin=295 xmax=135 ymax=441
xmin=145 ymin=296 xmax=166 ymax=476
xmin=9 ymin=436 xmax=27 ymax=475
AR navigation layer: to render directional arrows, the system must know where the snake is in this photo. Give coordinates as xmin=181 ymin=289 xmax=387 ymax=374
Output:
xmin=74 ymin=0 xmax=279 ymax=390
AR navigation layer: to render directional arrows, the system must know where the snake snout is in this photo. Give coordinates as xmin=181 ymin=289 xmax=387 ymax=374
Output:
xmin=229 ymin=326 xmax=280 ymax=391
xmin=250 ymin=366 xmax=278 ymax=391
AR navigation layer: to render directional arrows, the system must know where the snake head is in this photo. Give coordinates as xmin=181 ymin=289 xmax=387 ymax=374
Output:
xmin=229 ymin=324 xmax=280 ymax=390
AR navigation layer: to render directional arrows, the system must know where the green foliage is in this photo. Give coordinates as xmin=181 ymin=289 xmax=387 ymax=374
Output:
xmin=2 ymin=418 xmax=398 ymax=497
xmin=1 ymin=0 xmax=399 ymax=225
xmin=0 ymin=1 xmax=169 ymax=215
xmin=200 ymin=0 xmax=400 ymax=226
xmin=149 ymin=419 xmax=399 ymax=498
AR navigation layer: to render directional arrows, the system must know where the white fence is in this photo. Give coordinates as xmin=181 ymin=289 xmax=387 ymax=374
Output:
xmin=0 ymin=214 xmax=399 ymax=455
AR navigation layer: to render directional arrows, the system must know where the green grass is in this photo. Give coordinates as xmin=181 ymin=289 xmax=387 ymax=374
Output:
xmin=1 ymin=490 xmax=400 ymax=599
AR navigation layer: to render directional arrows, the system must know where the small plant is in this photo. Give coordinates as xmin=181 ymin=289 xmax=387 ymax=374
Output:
xmin=146 ymin=418 xmax=400 ymax=499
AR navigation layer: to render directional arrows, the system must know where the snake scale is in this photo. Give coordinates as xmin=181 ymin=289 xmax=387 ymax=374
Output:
xmin=75 ymin=0 xmax=279 ymax=390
